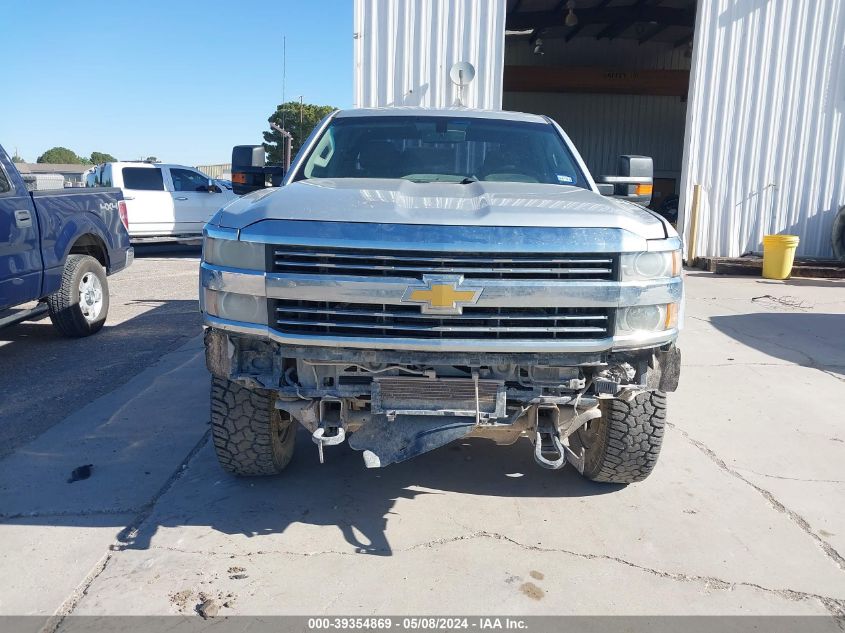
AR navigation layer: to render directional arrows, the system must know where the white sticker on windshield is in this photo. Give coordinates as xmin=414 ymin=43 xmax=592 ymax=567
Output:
xmin=556 ymin=174 xmax=574 ymax=183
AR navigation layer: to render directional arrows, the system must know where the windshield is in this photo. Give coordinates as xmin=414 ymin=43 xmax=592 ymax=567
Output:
xmin=296 ymin=115 xmax=588 ymax=188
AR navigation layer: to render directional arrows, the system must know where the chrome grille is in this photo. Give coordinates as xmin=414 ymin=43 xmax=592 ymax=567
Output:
xmin=271 ymin=300 xmax=611 ymax=340
xmin=271 ymin=246 xmax=616 ymax=280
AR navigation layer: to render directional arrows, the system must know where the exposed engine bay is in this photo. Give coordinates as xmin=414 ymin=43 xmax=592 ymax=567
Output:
xmin=205 ymin=329 xmax=680 ymax=470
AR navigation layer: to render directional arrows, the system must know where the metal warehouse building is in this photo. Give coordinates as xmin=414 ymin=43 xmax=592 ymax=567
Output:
xmin=354 ymin=0 xmax=845 ymax=259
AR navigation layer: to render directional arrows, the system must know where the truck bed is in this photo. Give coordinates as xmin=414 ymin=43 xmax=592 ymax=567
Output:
xmin=1 ymin=142 xmax=132 ymax=313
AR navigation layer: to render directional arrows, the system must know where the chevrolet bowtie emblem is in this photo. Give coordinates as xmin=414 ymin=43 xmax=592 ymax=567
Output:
xmin=402 ymin=275 xmax=483 ymax=315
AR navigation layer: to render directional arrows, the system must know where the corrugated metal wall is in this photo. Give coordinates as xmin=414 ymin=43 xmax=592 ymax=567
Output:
xmin=503 ymin=37 xmax=691 ymax=184
xmin=504 ymin=92 xmax=688 ymax=180
xmin=680 ymin=0 xmax=845 ymax=258
xmin=353 ymin=0 xmax=506 ymax=109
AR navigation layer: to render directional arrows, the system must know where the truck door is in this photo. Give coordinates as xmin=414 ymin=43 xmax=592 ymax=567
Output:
xmin=167 ymin=167 xmax=228 ymax=235
xmin=120 ymin=166 xmax=174 ymax=237
xmin=0 ymin=163 xmax=42 ymax=308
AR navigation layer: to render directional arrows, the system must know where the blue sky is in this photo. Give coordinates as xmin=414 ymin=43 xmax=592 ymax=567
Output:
xmin=1 ymin=1 xmax=353 ymax=165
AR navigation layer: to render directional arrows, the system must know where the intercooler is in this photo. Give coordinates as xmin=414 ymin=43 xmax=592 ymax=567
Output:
xmin=370 ymin=376 xmax=506 ymax=420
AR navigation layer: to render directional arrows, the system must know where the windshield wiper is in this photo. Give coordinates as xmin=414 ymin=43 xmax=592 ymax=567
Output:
xmin=458 ymin=177 xmax=478 ymax=184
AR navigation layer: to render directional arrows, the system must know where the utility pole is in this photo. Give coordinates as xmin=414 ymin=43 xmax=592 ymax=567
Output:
xmin=281 ymin=36 xmax=287 ymax=129
xmin=270 ymin=123 xmax=293 ymax=171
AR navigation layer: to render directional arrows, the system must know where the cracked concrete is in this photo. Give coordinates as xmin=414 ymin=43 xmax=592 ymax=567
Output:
xmin=669 ymin=423 xmax=845 ymax=571
xmin=1 ymin=271 xmax=844 ymax=619
xmin=92 ymin=427 xmax=845 ymax=599
xmin=69 ymin=537 xmax=842 ymax=617
xmin=735 ymin=470 xmax=845 ymax=485
xmin=0 ymin=333 xmax=209 ymax=616
xmin=677 ymin=273 xmax=845 ymax=560
xmin=136 ymin=529 xmax=845 ymax=614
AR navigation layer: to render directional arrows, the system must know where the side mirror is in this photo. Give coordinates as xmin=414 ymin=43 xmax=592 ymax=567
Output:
xmin=232 ymin=146 xmax=267 ymax=195
xmin=597 ymin=155 xmax=654 ymax=205
xmin=231 ymin=145 xmax=286 ymax=195
xmin=206 ymin=179 xmax=222 ymax=193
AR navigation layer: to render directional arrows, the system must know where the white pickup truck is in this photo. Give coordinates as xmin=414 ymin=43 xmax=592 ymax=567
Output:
xmin=200 ymin=108 xmax=683 ymax=486
xmin=86 ymin=162 xmax=237 ymax=241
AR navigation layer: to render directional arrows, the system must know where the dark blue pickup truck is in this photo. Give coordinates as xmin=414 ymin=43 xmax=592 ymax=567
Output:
xmin=0 ymin=144 xmax=133 ymax=337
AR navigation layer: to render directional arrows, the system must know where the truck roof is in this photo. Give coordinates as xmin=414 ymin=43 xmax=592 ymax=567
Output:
xmin=94 ymin=162 xmax=207 ymax=172
xmin=334 ymin=107 xmax=549 ymax=124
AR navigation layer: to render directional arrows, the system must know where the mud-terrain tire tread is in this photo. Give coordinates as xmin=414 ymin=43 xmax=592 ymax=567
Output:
xmin=574 ymin=391 xmax=666 ymax=484
xmin=47 ymin=254 xmax=109 ymax=337
xmin=832 ymin=205 xmax=845 ymax=262
xmin=210 ymin=376 xmax=295 ymax=476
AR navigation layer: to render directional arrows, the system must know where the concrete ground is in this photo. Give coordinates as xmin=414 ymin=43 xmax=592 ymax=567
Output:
xmin=0 ymin=258 xmax=843 ymax=622
xmin=0 ymin=245 xmax=202 ymax=457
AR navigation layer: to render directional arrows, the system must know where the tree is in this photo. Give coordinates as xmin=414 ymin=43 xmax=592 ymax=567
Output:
xmin=263 ymin=101 xmax=336 ymax=165
xmin=90 ymin=151 xmax=117 ymax=164
xmin=144 ymin=156 xmax=159 ymax=163
xmin=11 ymin=154 xmax=25 ymax=163
xmin=37 ymin=146 xmax=85 ymax=164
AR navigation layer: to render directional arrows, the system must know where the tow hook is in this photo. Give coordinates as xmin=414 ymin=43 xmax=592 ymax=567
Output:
xmin=532 ymin=404 xmax=589 ymax=472
xmin=533 ymin=423 xmax=587 ymax=473
xmin=534 ymin=406 xmax=566 ymax=470
xmin=534 ymin=428 xmax=566 ymax=469
xmin=312 ymin=426 xmax=346 ymax=464
xmin=312 ymin=399 xmax=346 ymax=464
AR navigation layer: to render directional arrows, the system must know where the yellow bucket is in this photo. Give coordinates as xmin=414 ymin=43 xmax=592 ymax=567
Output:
xmin=762 ymin=234 xmax=800 ymax=280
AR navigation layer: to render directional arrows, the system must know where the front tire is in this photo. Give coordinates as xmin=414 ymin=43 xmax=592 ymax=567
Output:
xmin=210 ymin=377 xmax=296 ymax=476
xmin=570 ymin=391 xmax=666 ymax=484
xmin=832 ymin=205 xmax=845 ymax=262
xmin=47 ymin=254 xmax=109 ymax=337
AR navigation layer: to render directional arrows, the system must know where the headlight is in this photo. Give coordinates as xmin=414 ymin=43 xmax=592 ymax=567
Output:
xmin=204 ymin=289 xmax=267 ymax=324
xmin=617 ymin=303 xmax=679 ymax=334
xmin=620 ymin=250 xmax=681 ymax=281
xmin=203 ymin=237 xmax=265 ymax=270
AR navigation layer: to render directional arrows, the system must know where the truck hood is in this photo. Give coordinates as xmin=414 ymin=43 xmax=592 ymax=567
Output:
xmin=216 ymin=178 xmax=668 ymax=240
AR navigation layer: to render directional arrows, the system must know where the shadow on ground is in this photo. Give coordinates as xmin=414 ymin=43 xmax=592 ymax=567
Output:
xmin=709 ymin=312 xmax=845 ymax=371
xmin=7 ymin=425 xmax=621 ymax=557
xmin=128 ymin=431 xmax=622 ymax=555
xmin=755 ymin=277 xmax=845 ymax=290
xmin=0 ymin=299 xmax=201 ymax=457
xmin=684 ymin=269 xmax=845 ymax=290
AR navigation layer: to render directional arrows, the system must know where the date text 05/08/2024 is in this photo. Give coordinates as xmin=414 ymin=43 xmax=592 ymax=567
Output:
xmin=307 ymin=617 xmax=529 ymax=630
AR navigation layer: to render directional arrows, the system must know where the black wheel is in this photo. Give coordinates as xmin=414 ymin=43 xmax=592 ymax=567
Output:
xmin=657 ymin=195 xmax=679 ymax=223
xmin=210 ymin=377 xmax=296 ymax=476
xmin=832 ymin=205 xmax=845 ymax=262
xmin=47 ymin=254 xmax=109 ymax=337
xmin=570 ymin=391 xmax=666 ymax=484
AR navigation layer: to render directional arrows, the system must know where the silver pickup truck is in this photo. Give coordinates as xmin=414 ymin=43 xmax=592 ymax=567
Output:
xmin=200 ymin=108 xmax=683 ymax=485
